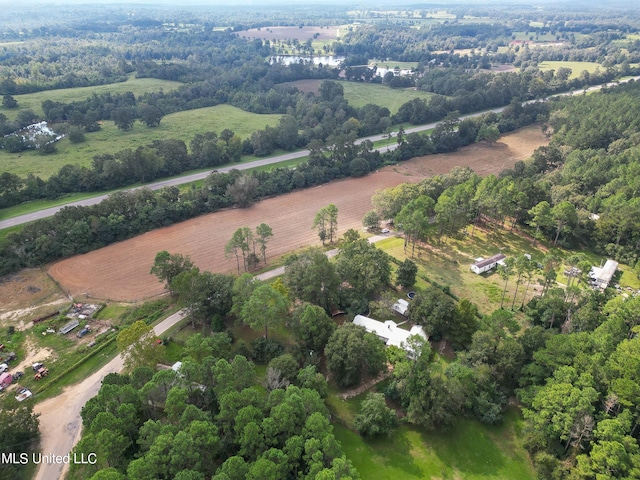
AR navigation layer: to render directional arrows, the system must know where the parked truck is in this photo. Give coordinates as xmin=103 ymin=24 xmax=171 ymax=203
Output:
xmin=34 ymin=367 xmax=49 ymax=380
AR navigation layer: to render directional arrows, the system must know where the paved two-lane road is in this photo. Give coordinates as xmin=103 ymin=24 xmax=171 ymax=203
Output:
xmin=3 ymin=76 xmax=638 ymax=231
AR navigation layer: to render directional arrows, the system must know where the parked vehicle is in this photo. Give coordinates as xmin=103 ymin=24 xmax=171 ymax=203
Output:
xmin=12 ymin=371 xmax=24 ymax=381
xmin=0 ymin=352 xmax=16 ymax=363
xmin=32 ymin=362 xmax=44 ymax=371
xmin=76 ymin=326 xmax=91 ymax=338
xmin=34 ymin=367 xmax=49 ymax=380
xmin=0 ymin=372 xmax=13 ymax=390
xmin=15 ymin=388 xmax=32 ymax=402
xmin=0 ymin=363 xmax=8 ymax=374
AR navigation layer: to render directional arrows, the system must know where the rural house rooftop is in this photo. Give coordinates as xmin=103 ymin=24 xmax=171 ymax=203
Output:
xmin=353 ymin=315 xmax=427 ymax=353
xmin=590 ymin=259 xmax=618 ymax=289
xmin=471 ymin=253 xmax=506 ymax=274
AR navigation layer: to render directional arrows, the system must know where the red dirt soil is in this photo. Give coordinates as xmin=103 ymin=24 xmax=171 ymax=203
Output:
xmin=48 ymin=127 xmax=548 ymax=302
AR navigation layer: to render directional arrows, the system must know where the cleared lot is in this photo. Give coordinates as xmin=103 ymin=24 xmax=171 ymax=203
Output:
xmin=48 ymin=127 xmax=548 ymax=302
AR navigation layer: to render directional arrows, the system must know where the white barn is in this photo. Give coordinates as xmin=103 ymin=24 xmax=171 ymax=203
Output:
xmin=471 ymin=253 xmax=506 ymax=275
xmin=353 ymin=315 xmax=427 ymax=355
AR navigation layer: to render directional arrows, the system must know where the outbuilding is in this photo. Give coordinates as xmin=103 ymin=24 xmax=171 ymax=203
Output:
xmin=392 ymin=299 xmax=410 ymax=316
xmin=471 ymin=253 xmax=506 ymax=275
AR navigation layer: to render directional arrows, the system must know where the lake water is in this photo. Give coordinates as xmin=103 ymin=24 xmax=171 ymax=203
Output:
xmin=270 ymin=55 xmax=345 ymax=67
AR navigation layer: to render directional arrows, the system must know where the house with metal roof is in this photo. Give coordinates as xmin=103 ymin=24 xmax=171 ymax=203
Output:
xmin=392 ymin=298 xmax=409 ymax=316
xmin=589 ymin=259 xmax=618 ymax=290
xmin=353 ymin=315 xmax=427 ymax=356
xmin=471 ymin=253 xmax=506 ymax=274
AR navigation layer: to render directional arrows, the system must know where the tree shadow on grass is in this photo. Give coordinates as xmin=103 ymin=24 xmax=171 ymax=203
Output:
xmin=359 ymin=427 xmax=426 ymax=479
xmin=425 ymin=419 xmax=512 ymax=478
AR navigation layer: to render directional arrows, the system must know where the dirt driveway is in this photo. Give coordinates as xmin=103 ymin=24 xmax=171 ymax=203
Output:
xmin=48 ymin=127 xmax=548 ymax=302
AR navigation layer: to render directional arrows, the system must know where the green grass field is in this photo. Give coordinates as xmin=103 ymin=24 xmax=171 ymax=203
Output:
xmin=340 ymin=81 xmax=435 ymax=113
xmin=0 ymin=104 xmax=283 ymax=178
xmin=0 ymin=75 xmax=183 ymax=121
xmin=375 ymin=229 xmax=552 ymax=315
xmin=330 ymin=384 xmax=534 ymax=480
xmin=536 ymin=61 xmax=602 ymax=79
xmin=335 ymin=417 xmax=534 ymax=480
xmin=283 ymin=79 xmax=435 ymax=114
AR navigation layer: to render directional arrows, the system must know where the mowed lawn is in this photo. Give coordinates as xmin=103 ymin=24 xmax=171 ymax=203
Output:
xmin=374 ymin=230 xmax=551 ymax=315
xmin=535 ymin=61 xmax=603 ymax=79
xmin=335 ymin=414 xmax=534 ymax=480
xmin=341 ymin=81 xmax=435 ymax=113
xmin=0 ymin=104 xmax=283 ymax=178
xmin=0 ymin=76 xmax=183 ymax=121
xmin=329 ymin=385 xmax=534 ymax=480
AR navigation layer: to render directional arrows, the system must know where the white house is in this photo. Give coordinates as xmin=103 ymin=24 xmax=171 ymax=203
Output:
xmin=392 ymin=298 xmax=409 ymax=316
xmin=590 ymin=259 xmax=618 ymax=290
xmin=353 ymin=315 xmax=427 ymax=355
xmin=471 ymin=253 xmax=506 ymax=275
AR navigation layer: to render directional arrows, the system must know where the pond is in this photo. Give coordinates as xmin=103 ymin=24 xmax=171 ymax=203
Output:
xmin=270 ymin=55 xmax=345 ymax=67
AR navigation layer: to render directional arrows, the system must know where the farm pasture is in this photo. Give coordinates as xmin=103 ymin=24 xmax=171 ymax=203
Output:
xmin=0 ymin=75 xmax=183 ymax=122
xmin=284 ymin=79 xmax=435 ymax=113
xmin=0 ymin=104 xmax=283 ymax=178
xmin=535 ymin=61 xmax=603 ymax=79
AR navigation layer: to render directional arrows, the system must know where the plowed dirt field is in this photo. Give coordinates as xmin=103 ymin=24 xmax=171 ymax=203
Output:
xmin=48 ymin=127 xmax=548 ymax=302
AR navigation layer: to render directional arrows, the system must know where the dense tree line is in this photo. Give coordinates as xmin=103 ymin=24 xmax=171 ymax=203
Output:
xmin=68 ymin=352 xmax=359 ymax=479
xmin=374 ymin=80 xmax=640 ymax=268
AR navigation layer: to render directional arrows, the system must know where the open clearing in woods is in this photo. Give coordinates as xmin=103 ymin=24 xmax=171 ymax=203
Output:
xmin=46 ymin=126 xmax=548 ymax=302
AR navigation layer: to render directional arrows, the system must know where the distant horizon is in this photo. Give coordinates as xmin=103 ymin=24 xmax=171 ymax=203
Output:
xmin=2 ymin=0 xmax=639 ymax=6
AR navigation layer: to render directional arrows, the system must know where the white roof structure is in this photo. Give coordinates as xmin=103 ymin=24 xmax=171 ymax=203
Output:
xmin=590 ymin=259 xmax=618 ymax=289
xmin=353 ymin=315 xmax=428 ymax=354
xmin=392 ymin=298 xmax=409 ymax=316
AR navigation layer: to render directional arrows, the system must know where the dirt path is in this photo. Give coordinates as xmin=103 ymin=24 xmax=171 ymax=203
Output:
xmin=33 ymin=310 xmax=186 ymax=480
xmin=339 ymin=363 xmax=394 ymax=400
xmin=48 ymin=127 xmax=547 ymax=303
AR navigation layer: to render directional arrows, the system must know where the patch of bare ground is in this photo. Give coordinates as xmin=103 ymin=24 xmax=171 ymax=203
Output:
xmin=284 ymin=79 xmax=322 ymax=94
xmin=0 ymin=268 xmax=69 ymax=330
xmin=236 ymin=26 xmax=339 ymax=42
xmin=490 ymin=64 xmax=517 ymax=73
xmin=11 ymin=337 xmax=55 ymax=379
xmin=48 ymin=126 xmax=548 ymax=302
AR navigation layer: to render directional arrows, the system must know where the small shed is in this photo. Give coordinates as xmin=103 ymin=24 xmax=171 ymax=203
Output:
xmin=471 ymin=253 xmax=506 ymax=275
xmin=392 ymin=299 xmax=409 ymax=316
